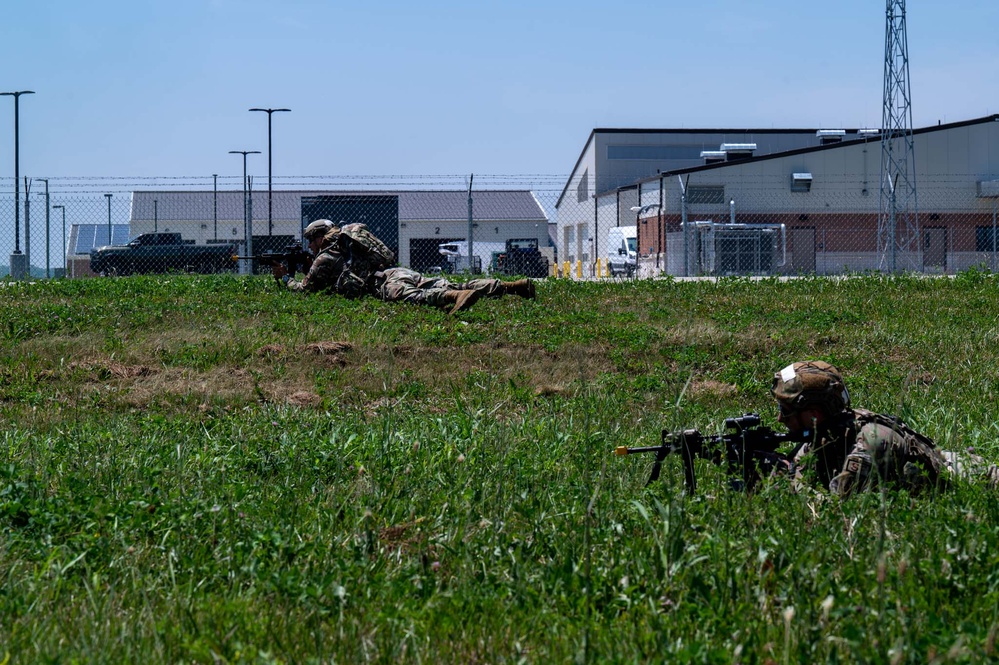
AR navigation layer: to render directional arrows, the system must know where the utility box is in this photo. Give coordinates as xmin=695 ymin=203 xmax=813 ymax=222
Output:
xmin=672 ymin=222 xmax=785 ymax=276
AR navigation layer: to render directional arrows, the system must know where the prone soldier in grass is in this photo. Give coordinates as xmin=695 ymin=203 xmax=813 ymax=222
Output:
xmin=771 ymin=360 xmax=999 ymax=495
xmin=272 ymin=219 xmax=537 ymax=314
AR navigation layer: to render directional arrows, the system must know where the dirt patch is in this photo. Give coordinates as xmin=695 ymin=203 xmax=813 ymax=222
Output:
xmin=287 ymin=391 xmax=322 ymax=407
xmin=302 ymin=341 xmax=353 ymax=356
xmin=257 ymin=344 xmax=286 ymax=358
xmin=69 ymin=359 xmax=157 ymax=380
xmin=379 ymin=517 xmax=428 ymax=554
xmin=50 ymin=340 xmax=619 ymax=410
xmin=688 ymin=379 xmax=738 ymax=399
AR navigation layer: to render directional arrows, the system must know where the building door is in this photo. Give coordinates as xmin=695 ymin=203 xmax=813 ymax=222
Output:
xmin=302 ymin=194 xmax=400 ymax=260
xmin=790 ymin=227 xmax=816 ymax=273
xmin=923 ymin=226 xmax=946 ymax=271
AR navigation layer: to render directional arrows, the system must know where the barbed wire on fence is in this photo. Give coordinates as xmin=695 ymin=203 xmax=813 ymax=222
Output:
xmin=0 ymin=174 xmax=996 ymax=279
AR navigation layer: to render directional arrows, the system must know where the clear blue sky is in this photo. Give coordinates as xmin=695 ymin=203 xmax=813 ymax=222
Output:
xmin=1 ymin=0 xmax=997 ymax=180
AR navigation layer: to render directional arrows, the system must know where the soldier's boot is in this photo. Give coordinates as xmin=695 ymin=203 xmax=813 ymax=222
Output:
xmin=502 ymin=279 xmax=536 ymax=299
xmin=442 ymin=289 xmax=481 ymax=315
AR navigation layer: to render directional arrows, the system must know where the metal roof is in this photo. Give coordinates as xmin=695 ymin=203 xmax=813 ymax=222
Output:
xmin=128 ymin=189 xmax=548 ymax=223
xmin=629 ymin=113 xmax=999 ymax=187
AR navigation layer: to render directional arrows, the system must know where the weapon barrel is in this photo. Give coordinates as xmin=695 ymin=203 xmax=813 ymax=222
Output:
xmin=615 ymin=445 xmax=666 ymax=456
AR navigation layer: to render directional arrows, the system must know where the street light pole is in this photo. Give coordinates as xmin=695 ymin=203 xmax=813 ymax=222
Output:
xmin=104 ymin=193 xmax=113 ymax=247
xmin=1 ymin=90 xmax=34 ymax=278
xmin=249 ymin=107 xmax=290 ymax=237
xmin=229 ymin=150 xmax=260 ymax=273
xmin=53 ymin=204 xmax=66 ymax=276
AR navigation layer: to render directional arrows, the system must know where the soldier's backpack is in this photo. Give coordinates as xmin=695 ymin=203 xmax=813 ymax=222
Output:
xmin=850 ymin=408 xmax=948 ymax=488
xmin=338 ymin=222 xmax=395 ymax=272
xmin=852 ymin=409 xmax=939 ymax=449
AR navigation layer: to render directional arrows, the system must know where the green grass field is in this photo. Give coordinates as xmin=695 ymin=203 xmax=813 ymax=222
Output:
xmin=2 ymin=272 xmax=998 ymax=663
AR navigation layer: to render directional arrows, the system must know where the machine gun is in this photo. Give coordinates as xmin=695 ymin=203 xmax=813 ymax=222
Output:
xmin=235 ymin=243 xmax=313 ymax=276
xmin=615 ymin=413 xmax=806 ymax=493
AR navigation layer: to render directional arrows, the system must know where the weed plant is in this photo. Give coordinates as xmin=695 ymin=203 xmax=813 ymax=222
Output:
xmin=1 ymin=272 xmax=998 ymax=663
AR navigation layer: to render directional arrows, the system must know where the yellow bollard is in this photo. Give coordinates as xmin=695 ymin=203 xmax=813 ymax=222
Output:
xmin=563 ymin=261 xmax=570 ymax=278
xmin=575 ymin=260 xmax=582 ymax=278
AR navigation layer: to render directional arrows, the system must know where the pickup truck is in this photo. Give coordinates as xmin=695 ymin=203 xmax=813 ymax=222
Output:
xmin=89 ymin=232 xmax=238 ymax=275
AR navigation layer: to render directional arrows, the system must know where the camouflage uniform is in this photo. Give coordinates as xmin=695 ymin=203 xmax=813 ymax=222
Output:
xmin=791 ymin=409 xmax=949 ymax=496
xmin=286 ymin=228 xmax=354 ymax=294
xmin=284 ymin=222 xmax=535 ymax=313
xmin=773 ymin=360 xmax=999 ymax=496
xmin=375 ymin=267 xmax=505 ymax=308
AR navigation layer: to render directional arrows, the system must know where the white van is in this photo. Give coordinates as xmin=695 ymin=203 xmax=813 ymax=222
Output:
xmin=607 ymin=226 xmax=637 ymax=277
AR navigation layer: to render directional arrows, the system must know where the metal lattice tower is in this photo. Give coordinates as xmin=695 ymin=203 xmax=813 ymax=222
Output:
xmin=878 ymin=0 xmax=919 ymax=271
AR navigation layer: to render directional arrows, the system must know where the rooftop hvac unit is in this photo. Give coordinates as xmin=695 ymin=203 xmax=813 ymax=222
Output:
xmin=857 ymin=128 xmax=881 ymax=139
xmin=700 ymin=150 xmax=727 ymax=164
xmin=816 ymin=129 xmax=846 ymax=144
xmin=719 ymin=143 xmax=757 ymax=159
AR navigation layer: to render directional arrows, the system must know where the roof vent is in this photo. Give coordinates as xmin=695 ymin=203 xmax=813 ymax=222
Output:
xmin=977 ymin=180 xmax=999 ymax=198
xmin=719 ymin=143 xmax=756 ymax=160
xmin=816 ymin=130 xmax=846 ymax=145
xmin=700 ymin=150 xmax=727 ymax=164
xmin=791 ymin=172 xmax=813 ymax=192
xmin=857 ymin=128 xmax=880 ymax=140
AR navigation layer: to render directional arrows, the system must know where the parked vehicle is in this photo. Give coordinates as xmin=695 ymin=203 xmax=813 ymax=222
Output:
xmin=89 ymin=232 xmax=238 ymax=276
xmin=607 ymin=226 xmax=637 ymax=277
xmin=494 ymin=238 xmax=549 ymax=278
xmin=438 ymin=241 xmax=506 ymax=274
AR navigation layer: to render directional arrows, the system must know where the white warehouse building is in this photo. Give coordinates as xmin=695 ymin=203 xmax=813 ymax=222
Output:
xmin=556 ymin=115 xmax=999 ymax=276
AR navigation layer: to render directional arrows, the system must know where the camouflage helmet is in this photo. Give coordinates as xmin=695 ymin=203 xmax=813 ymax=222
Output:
xmin=771 ymin=360 xmax=850 ymax=414
xmin=303 ymin=219 xmax=335 ymax=241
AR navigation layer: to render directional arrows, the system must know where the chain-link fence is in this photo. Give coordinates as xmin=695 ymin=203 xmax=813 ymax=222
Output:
xmin=1 ymin=174 xmax=997 ymax=279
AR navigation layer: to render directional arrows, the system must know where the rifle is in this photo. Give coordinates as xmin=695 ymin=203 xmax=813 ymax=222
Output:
xmin=235 ymin=243 xmax=314 ymax=276
xmin=615 ymin=413 xmax=805 ymax=493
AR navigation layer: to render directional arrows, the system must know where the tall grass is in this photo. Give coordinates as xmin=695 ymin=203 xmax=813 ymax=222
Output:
xmin=1 ymin=272 xmax=998 ymax=662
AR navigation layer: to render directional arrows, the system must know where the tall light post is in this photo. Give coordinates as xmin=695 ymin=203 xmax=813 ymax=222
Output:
xmin=52 ymin=204 xmax=66 ymax=275
xmin=104 ymin=194 xmax=113 ymax=247
xmin=249 ymin=107 xmax=290 ymax=237
xmin=37 ymin=178 xmax=50 ymax=277
xmin=229 ymin=150 xmax=260 ymax=273
xmin=1 ymin=90 xmax=34 ymax=279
